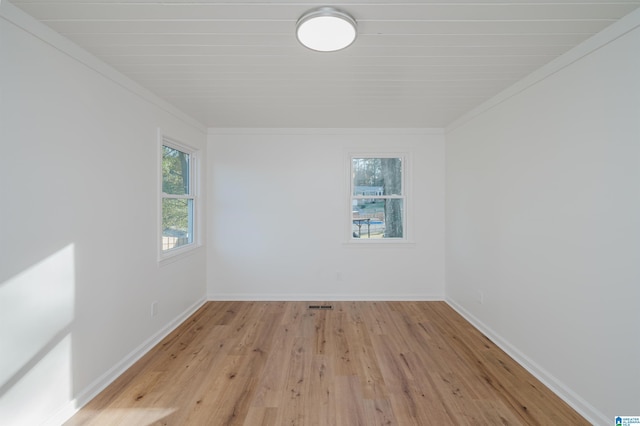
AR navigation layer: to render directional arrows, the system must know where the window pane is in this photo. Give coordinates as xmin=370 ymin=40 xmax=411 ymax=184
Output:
xmin=352 ymin=199 xmax=403 ymax=239
xmin=162 ymin=198 xmax=193 ymax=251
xmin=352 ymin=157 xmax=402 ymax=196
xmin=163 ymin=145 xmax=190 ymax=195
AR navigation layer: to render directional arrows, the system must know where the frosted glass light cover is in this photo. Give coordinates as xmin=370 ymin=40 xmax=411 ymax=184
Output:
xmin=296 ymin=8 xmax=357 ymax=52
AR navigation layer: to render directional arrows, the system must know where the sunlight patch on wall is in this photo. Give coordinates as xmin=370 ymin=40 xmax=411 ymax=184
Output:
xmin=0 ymin=244 xmax=75 ymax=424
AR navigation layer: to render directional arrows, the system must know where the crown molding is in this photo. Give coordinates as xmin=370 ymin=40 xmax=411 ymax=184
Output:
xmin=207 ymin=128 xmax=444 ymax=136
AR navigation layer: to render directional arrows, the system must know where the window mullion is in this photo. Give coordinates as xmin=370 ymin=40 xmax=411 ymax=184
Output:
xmin=162 ymin=193 xmax=194 ymax=199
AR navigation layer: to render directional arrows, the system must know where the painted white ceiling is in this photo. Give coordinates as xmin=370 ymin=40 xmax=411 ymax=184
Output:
xmin=11 ymin=0 xmax=640 ymax=128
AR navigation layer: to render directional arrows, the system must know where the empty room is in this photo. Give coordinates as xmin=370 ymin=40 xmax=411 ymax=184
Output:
xmin=1 ymin=1 xmax=639 ymax=425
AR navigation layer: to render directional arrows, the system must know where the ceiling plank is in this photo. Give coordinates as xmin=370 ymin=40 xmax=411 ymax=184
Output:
xmin=17 ymin=3 xmax=640 ymax=21
xmin=44 ymin=19 xmax=615 ymax=35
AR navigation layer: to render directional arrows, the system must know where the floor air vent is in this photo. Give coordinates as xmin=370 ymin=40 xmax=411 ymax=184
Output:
xmin=308 ymin=305 xmax=333 ymax=310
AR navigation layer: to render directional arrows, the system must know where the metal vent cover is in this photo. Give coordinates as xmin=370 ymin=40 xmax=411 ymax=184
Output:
xmin=308 ymin=305 xmax=333 ymax=310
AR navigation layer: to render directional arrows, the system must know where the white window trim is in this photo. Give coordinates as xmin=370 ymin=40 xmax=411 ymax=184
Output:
xmin=158 ymin=129 xmax=202 ymax=264
xmin=345 ymin=151 xmax=414 ymax=245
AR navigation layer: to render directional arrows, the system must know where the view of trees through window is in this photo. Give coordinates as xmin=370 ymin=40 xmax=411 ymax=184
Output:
xmin=162 ymin=144 xmax=194 ymax=251
xmin=352 ymin=157 xmax=404 ymax=239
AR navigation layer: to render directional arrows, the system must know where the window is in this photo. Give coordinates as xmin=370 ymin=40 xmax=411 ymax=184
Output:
xmin=350 ymin=155 xmax=406 ymax=240
xmin=161 ymin=138 xmax=197 ymax=256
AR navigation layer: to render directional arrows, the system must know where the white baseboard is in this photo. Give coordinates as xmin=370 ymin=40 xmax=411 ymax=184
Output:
xmin=44 ymin=297 xmax=207 ymax=426
xmin=445 ymin=297 xmax=608 ymax=426
xmin=207 ymin=293 xmax=444 ymax=301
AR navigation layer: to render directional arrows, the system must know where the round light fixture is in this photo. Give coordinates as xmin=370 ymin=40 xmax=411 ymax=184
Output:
xmin=296 ymin=7 xmax=357 ymax=52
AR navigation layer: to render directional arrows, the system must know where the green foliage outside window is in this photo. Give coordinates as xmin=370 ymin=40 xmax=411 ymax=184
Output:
xmin=162 ymin=145 xmax=193 ymax=250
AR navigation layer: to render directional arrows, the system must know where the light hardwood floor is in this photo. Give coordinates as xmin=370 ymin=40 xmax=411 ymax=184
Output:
xmin=66 ymin=301 xmax=588 ymax=425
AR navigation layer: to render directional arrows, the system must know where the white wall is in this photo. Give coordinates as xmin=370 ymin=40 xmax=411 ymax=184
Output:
xmin=207 ymin=129 xmax=445 ymax=300
xmin=0 ymin=4 xmax=207 ymax=424
xmin=445 ymin=18 xmax=640 ymax=425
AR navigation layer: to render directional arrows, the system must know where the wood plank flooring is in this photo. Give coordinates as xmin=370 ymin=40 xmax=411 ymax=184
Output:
xmin=66 ymin=301 xmax=588 ymax=425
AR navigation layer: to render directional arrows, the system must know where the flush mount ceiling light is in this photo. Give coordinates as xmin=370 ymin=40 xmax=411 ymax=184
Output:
xmin=296 ymin=7 xmax=357 ymax=52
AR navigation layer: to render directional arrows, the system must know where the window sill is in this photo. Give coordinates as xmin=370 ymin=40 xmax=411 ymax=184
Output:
xmin=158 ymin=244 xmax=203 ymax=267
xmin=342 ymin=239 xmax=416 ymax=248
